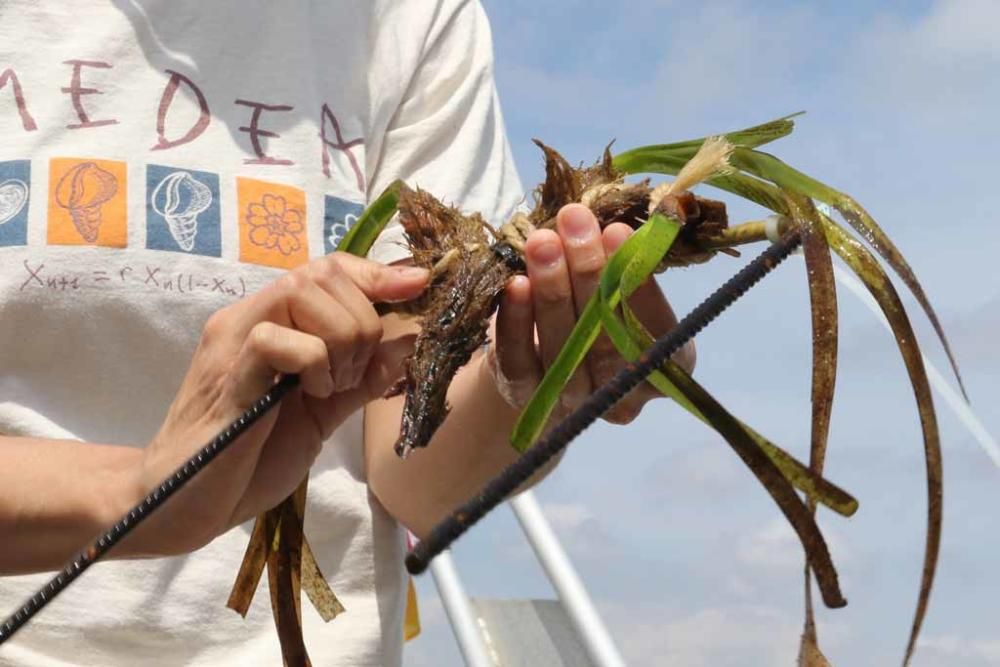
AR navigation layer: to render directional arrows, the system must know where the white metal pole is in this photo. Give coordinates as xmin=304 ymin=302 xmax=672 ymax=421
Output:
xmin=509 ymin=491 xmax=627 ymax=667
xmin=429 ymin=549 xmax=496 ymax=667
xmin=831 ymin=263 xmax=1000 ymax=468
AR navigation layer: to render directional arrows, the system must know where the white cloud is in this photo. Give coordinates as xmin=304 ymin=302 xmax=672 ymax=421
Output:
xmin=738 ymin=518 xmax=853 ymax=571
xmin=725 ymin=574 xmax=756 ymax=599
xmin=647 ymin=3 xmax=817 ymax=123
xmin=846 ymin=0 xmax=1000 ymax=131
xmin=641 ymin=440 xmax=744 ymax=503
xmin=918 ymin=633 xmax=1000 ymax=663
xmin=541 ymin=501 xmax=599 ymax=531
xmin=737 ymin=517 xmax=804 ymax=571
xmin=538 ymin=500 xmax=620 ymax=561
xmin=904 ymin=0 xmax=1000 ymax=59
xmin=603 ymin=601 xmax=851 ymax=667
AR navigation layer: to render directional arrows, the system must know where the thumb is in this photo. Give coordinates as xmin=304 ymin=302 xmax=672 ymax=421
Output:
xmin=333 ymin=253 xmax=429 ymax=304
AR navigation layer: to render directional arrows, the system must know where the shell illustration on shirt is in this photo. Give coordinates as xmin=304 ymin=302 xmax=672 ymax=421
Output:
xmin=54 ymin=162 xmax=118 ymax=243
xmin=0 ymin=179 xmax=28 ymax=226
xmin=246 ymin=193 xmax=304 ymax=256
xmin=151 ymin=171 xmax=213 ymax=252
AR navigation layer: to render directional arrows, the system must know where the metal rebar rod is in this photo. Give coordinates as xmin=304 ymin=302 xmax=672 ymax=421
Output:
xmin=0 ymin=374 xmax=301 ymax=645
xmin=406 ymin=230 xmax=803 ymax=575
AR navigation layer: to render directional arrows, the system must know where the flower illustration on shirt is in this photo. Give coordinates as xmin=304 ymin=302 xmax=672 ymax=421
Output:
xmin=247 ymin=193 xmax=304 ymax=256
xmin=327 ymin=213 xmax=358 ymax=250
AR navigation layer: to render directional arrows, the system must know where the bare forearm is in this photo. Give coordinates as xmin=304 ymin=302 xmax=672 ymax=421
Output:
xmin=0 ymin=436 xmax=148 ymax=574
xmin=365 ymin=349 xmax=542 ymax=538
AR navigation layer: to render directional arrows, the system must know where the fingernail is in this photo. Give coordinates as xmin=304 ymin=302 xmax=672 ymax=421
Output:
xmin=508 ymin=275 xmax=530 ymax=291
xmin=321 ymin=370 xmax=336 ymax=397
xmin=505 ymin=275 xmax=531 ymax=303
xmin=395 ymin=266 xmax=429 ymax=281
xmin=532 ymin=241 xmax=562 ymax=267
xmin=560 ymin=205 xmax=596 ymax=240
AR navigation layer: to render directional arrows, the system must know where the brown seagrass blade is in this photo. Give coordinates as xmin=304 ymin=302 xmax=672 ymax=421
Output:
xmin=227 ymin=512 xmax=271 ymax=617
xmin=798 ymin=615 xmax=833 ymax=667
xmin=292 ymin=480 xmax=345 ymax=622
xmin=785 ymin=192 xmax=839 ymax=660
xmin=228 ymin=478 xmax=344 ymax=623
xmin=267 ymin=486 xmax=310 ymax=667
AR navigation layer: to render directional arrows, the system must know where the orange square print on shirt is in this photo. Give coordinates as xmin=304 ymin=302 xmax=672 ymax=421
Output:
xmin=237 ymin=178 xmax=309 ymax=269
xmin=48 ymin=158 xmax=128 ymax=247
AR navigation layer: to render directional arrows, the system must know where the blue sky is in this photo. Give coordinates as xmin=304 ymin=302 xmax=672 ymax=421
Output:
xmin=406 ymin=1 xmax=1000 ymax=665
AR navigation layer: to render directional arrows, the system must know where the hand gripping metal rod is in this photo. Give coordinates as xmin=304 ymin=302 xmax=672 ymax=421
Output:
xmin=0 ymin=230 xmax=802 ymax=645
xmin=0 ymin=376 xmax=300 ymax=644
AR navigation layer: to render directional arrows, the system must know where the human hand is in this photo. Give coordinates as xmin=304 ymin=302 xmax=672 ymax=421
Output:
xmin=134 ymin=253 xmax=428 ymax=555
xmin=487 ymin=204 xmax=695 ymax=425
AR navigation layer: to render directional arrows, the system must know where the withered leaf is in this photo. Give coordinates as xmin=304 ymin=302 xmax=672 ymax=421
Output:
xmin=785 ymin=192 xmax=840 ymax=653
xmin=835 ymin=198 xmax=966 ymax=401
xmin=267 ymin=492 xmax=311 ymax=667
xmin=226 ymin=513 xmax=271 ymax=618
xmin=659 ymin=360 xmax=846 ymax=608
xmin=292 ymin=481 xmax=345 ymax=623
xmin=822 ymin=217 xmax=941 ymax=667
xmin=530 ymin=139 xmax=582 ymax=226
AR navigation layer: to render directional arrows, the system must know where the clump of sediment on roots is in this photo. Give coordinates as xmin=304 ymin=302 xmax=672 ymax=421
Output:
xmin=528 ymin=139 xmax=733 ymax=267
xmin=390 ymin=141 xmax=732 ymax=455
xmin=387 ymin=186 xmax=524 ymax=457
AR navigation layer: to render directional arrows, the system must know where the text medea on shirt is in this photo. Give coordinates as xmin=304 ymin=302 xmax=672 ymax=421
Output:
xmin=0 ymin=62 xmax=365 ymax=190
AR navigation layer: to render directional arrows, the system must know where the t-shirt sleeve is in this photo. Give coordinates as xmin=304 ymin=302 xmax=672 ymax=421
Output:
xmin=365 ymin=0 xmax=525 ymax=265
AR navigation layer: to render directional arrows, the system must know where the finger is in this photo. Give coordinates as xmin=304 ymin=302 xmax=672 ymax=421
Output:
xmin=597 ymin=223 xmax=662 ymax=422
xmin=601 ymin=222 xmax=633 ymax=254
xmin=604 ymin=222 xmax=693 ymax=371
xmin=556 ymin=205 xmax=629 ymax=406
xmin=490 ymin=275 xmax=542 ymax=408
xmin=556 ymin=204 xmax=606 ymax=315
xmin=627 ymin=276 xmax=696 ymax=374
xmin=206 ymin=256 xmax=425 ymax=355
xmin=306 ymin=259 xmax=385 ymax=388
xmin=230 ymin=322 xmax=334 ymax=407
xmin=524 ymin=229 xmax=592 ymax=411
xmin=278 ymin=274 xmax=368 ymax=392
xmin=314 ymin=333 xmax=419 ymax=435
xmin=328 ymin=252 xmax=430 ymax=303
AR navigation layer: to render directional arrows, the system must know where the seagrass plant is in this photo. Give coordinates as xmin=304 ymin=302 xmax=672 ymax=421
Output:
xmin=231 ymin=115 xmax=963 ymax=667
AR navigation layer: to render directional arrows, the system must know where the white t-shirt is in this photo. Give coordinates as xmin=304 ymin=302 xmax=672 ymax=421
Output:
xmin=0 ymin=1 xmax=523 ymax=665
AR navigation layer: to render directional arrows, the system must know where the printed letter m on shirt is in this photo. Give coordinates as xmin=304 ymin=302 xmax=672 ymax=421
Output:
xmin=0 ymin=68 xmax=38 ymax=132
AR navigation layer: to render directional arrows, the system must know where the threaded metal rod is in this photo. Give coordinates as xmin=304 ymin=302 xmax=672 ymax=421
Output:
xmin=0 ymin=231 xmax=801 ymax=643
xmin=0 ymin=374 xmax=301 ymax=645
xmin=406 ymin=230 xmax=803 ymax=574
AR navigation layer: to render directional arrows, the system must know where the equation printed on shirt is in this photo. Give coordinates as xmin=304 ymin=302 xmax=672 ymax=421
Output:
xmin=19 ymin=258 xmax=249 ymax=299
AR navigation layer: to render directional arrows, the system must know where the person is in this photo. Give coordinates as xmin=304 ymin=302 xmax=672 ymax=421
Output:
xmin=0 ymin=1 xmax=693 ymax=665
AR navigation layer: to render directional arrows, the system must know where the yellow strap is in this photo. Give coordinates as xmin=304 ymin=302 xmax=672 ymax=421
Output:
xmin=403 ymin=577 xmax=421 ymax=641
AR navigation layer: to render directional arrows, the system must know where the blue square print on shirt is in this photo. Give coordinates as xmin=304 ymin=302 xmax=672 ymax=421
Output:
xmin=324 ymin=195 xmax=364 ymax=254
xmin=146 ymin=165 xmax=221 ymax=257
xmin=0 ymin=160 xmax=31 ymax=247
